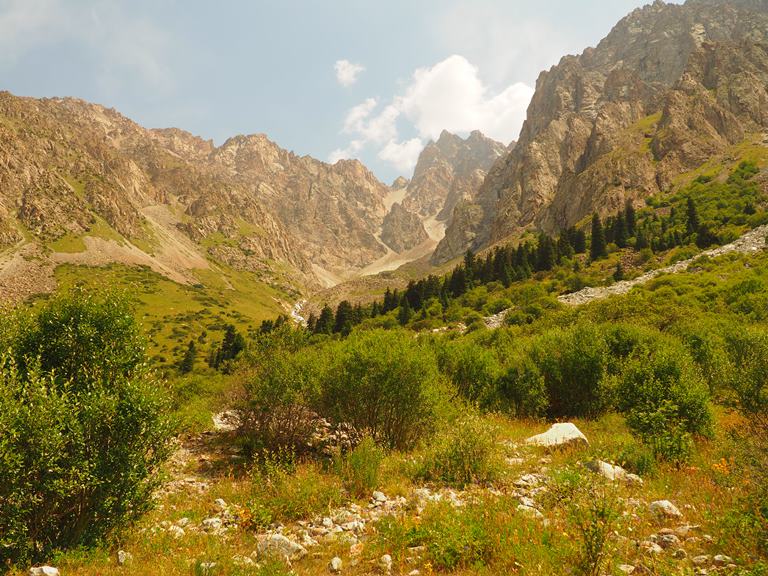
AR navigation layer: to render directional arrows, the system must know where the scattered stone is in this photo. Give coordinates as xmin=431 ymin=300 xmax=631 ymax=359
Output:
xmin=117 ymin=550 xmax=133 ymax=565
xmin=618 ymin=565 xmax=636 ymax=574
xmin=517 ymin=504 xmax=544 ymax=519
xmin=198 ymin=562 xmax=217 ymax=574
xmin=232 ymin=555 xmax=255 ymax=567
xmin=525 ymin=423 xmax=589 ymax=449
xmin=29 ymin=568 xmax=59 ymax=576
xmin=641 ymin=541 xmax=664 ymax=555
xmin=658 ymin=533 xmax=681 ymax=549
xmin=214 ymin=498 xmax=228 ymax=511
xmin=372 ymin=491 xmax=387 ymax=503
xmin=713 ymin=554 xmax=734 ymax=567
xmin=649 ymin=500 xmax=683 ymax=520
xmin=212 ymin=410 xmax=241 ymax=432
xmin=692 ymin=555 xmax=711 ymax=566
xmin=585 ymin=460 xmax=643 ymax=484
xmin=408 ymin=571 xmax=421 ymax=576
xmin=167 ymin=525 xmax=185 ymax=539
xmin=201 ymin=517 xmax=223 ymax=532
xmin=672 ymin=549 xmax=688 ymax=560
xmin=379 ymin=554 xmax=393 ymax=573
xmin=329 ymin=556 xmax=343 ymax=573
xmin=257 ymin=533 xmax=308 ymax=561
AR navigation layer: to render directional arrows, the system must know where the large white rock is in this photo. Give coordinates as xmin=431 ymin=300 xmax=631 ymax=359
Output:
xmin=525 ymin=423 xmax=589 ymax=449
xmin=649 ymin=500 xmax=683 ymax=520
xmin=585 ymin=460 xmax=643 ymax=484
xmin=257 ymin=533 xmax=308 ymax=561
xmin=29 ymin=568 xmax=59 ymax=576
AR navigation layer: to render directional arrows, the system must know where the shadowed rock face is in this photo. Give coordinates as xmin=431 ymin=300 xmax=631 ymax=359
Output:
xmin=434 ymin=0 xmax=768 ymax=264
xmin=0 ymin=92 xmax=393 ymax=291
xmin=403 ymin=130 xmax=506 ymax=222
xmin=380 ymin=202 xmax=429 ymax=253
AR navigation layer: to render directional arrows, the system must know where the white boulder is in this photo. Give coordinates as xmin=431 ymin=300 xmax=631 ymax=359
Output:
xmin=650 ymin=500 xmax=683 ymax=520
xmin=257 ymin=533 xmax=308 ymax=561
xmin=525 ymin=423 xmax=589 ymax=449
xmin=585 ymin=460 xmax=643 ymax=484
xmin=29 ymin=568 xmax=59 ymax=576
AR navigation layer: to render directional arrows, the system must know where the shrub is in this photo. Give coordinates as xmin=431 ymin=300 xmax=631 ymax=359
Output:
xmin=616 ymin=341 xmax=712 ymax=462
xmin=318 ymin=330 xmax=446 ymax=450
xmin=531 ymin=323 xmax=613 ymax=419
xmin=0 ymin=290 xmax=173 ymax=566
xmin=569 ymin=485 xmax=622 ymax=576
xmin=245 ymin=456 xmax=343 ymax=529
xmin=416 ymin=414 xmax=503 ymax=487
xmin=335 ymin=436 xmax=385 ymax=498
xmin=494 ymin=353 xmax=548 ymax=418
xmin=436 ymin=339 xmax=501 ymax=404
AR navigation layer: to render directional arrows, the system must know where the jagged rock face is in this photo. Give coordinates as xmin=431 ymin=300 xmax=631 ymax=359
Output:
xmin=434 ymin=0 xmax=768 ymax=263
xmin=380 ymin=202 xmax=429 ymax=253
xmin=403 ymin=130 xmax=505 ymax=221
xmin=0 ymin=92 xmax=392 ymax=291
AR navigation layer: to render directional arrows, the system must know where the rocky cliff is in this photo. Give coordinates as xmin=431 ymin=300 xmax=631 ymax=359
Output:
xmin=380 ymin=202 xmax=429 ymax=253
xmin=434 ymin=0 xmax=768 ymax=263
xmin=0 ymin=92 xmax=394 ymax=298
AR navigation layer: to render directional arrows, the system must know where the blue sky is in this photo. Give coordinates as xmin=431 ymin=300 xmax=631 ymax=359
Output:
xmin=0 ymin=0 xmax=678 ymax=182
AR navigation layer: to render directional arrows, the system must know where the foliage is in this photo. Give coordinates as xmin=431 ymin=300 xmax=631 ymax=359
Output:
xmin=335 ymin=436 xmax=385 ymax=498
xmin=0 ymin=290 xmax=173 ymax=566
xmin=416 ymin=414 xmax=503 ymax=487
xmin=569 ymin=485 xmax=622 ymax=576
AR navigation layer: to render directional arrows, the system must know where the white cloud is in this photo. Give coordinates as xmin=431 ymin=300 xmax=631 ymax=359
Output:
xmin=331 ymin=55 xmax=534 ymax=174
xmin=378 ymin=138 xmax=424 ymax=174
xmin=334 ymin=59 xmax=365 ymax=87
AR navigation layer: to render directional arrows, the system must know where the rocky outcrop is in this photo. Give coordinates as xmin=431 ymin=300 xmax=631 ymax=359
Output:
xmin=380 ymin=202 xmax=429 ymax=253
xmin=434 ymin=0 xmax=768 ymax=263
xmin=404 ymin=130 xmax=505 ymax=223
xmin=525 ymin=423 xmax=589 ymax=449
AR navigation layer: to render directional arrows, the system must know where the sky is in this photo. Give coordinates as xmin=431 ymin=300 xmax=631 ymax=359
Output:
xmin=0 ymin=0 xmax=679 ymax=183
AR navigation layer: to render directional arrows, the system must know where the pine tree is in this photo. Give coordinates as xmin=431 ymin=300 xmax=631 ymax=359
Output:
xmin=613 ymin=261 xmax=625 ymax=282
xmin=179 ymin=340 xmax=196 ymax=374
xmin=306 ymin=312 xmax=317 ymax=333
xmin=625 ymin=201 xmax=636 ymax=237
xmin=463 ymin=250 xmax=476 ymax=286
xmin=334 ymin=300 xmax=354 ymax=334
xmin=535 ymin=234 xmax=556 ymax=271
xmin=315 ymin=305 xmax=334 ymax=334
xmin=686 ymin=197 xmax=700 ymax=236
xmin=614 ymin=212 xmax=628 ymax=248
xmin=573 ymin=229 xmax=587 ymax=254
xmin=590 ymin=213 xmax=608 ymax=260
xmin=398 ymin=297 xmax=412 ymax=326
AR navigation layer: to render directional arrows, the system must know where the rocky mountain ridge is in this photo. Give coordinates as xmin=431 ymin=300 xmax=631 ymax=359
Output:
xmin=434 ymin=0 xmax=768 ymax=263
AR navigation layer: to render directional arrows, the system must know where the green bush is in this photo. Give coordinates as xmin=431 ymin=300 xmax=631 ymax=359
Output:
xmin=335 ymin=436 xmax=385 ymax=498
xmin=436 ymin=338 xmax=501 ymax=404
xmin=494 ymin=352 xmax=548 ymax=418
xmin=318 ymin=330 xmax=446 ymax=450
xmin=245 ymin=456 xmax=343 ymax=529
xmin=416 ymin=414 xmax=503 ymax=487
xmin=569 ymin=486 xmax=622 ymax=576
xmin=531 ymin=323 xmax=613 ymax=419
xmin=0 ymin=290 xmax=173 ymax=566
xmin=616 ymin=341 xmax=712 ymax=462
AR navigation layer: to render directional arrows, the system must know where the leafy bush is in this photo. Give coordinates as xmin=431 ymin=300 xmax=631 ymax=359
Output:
xmin=531 ymin=323 xmax=613 ymax=419
xmin=335 ymin=436 xmax=385 ymax=498
xmin=318 ymin=330 xmax=446 ymax=450
xmin=569 ymin=486 xmax=622 ymax=576
xmin=416 ymin=414 xmax=503 ymax=487
xmin=245 ymin=456 xmax=343 ymax=529
xmin=494 ymin=352 xmax=548 ymax=418
xmin=436 ymin=338 xmax=501 ymax=404
xmin=0 ymin=290 xmax=173 ymax=565
xmin=616 ymin=341 xmax=712 ymax=462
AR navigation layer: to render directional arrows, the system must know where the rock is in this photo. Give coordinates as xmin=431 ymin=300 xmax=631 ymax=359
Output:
xmin=658 ymin=533 xmax=681 ymax=548
xmin=692 ymin=555 xmax=711 ymax=566
xmin=380 ymin=203 xmax=429 ymax=253
xmin=713 ymin=554 xmax=734 ymax=567
xmin=409 ymin=571 xmax=421 ymax=576
xmin=167 ymin=525 xmax=185 ymax=539
xmin=213 ymin=498 xmax=228 ymax=511
xmin=198 ymin=562 xmax=217 ymax=574
xmin=585 ymin=460 xmax=643 ymax=484
xmin=29 ymin=568 xmax=59 ymax=576
xmin=649 ymin=500 xmax=683 ymax=520
xmin=117 ymin=550 xmax=133 ymax=565
xmin=525 ymin=423 xmax=589 ymax=449
xmin=257 ymin=533 xmax=308 ymax=561
xmin=517 ymin=504 xmax=544 ymax=519
xmin=372 ymin=491 xmax=387 ymax=503
xmin=618 ymin=565 xmax=636 ymax=575
xmin=672 ymin=549 xmax=688 ymax=560
xmin=329 ymin=556 xmax=343 ymax=573
xmin=379 ymin=554 xmax=393 ymax=573
xmin=641 ymin=541 xmax=664 ymax=555
xmin=201 ymin=517 xmax=223 ymax=532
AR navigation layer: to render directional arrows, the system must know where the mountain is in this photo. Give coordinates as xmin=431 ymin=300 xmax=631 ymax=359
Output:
xmin=403 ymin=130 xmax=506 ymax=223
xmin=0 ymin=92 xmax=397 ymax=300
xmin=434 ymin=0 xmax=768 ymax=263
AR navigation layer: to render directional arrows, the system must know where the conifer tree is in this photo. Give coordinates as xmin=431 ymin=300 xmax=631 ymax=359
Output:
xmin=398 ymin=297 xmax=412 ymax=326
xmin=315 ymin=305 xmax=334 ymax=334
xmin=625 ymin=201 xmax=636 ymax=237
xmin=590 ymin=213 xmax=608 ymax=260
xmin=334 ymin=300 xmax=354 ymax=334
xmin=179 ymin=340 xmax=196 ymax=374
xmin=686 ymin=197 xmax=700 ymax=236
xmin=614 ymin=212 xmax=628 ymax=248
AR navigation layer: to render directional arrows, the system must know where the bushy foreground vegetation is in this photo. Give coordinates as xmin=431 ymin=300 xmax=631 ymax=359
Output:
xmin=0 ymin=291 xmax=174 ymax=568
